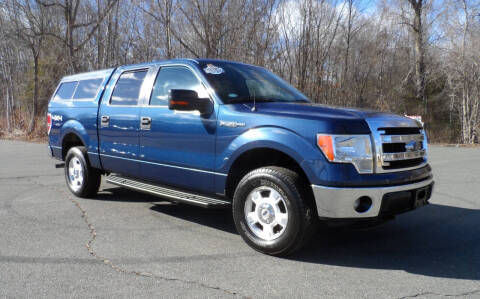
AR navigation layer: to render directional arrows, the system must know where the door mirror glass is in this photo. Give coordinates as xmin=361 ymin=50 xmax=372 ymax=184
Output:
xmin=168 ymin=89 xmax=212 ymax=115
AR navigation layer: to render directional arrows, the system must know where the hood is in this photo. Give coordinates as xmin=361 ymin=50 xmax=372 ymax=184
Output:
xmin=247 ymin=102 xmax=419 ymax=123
xmin=346 ymin=108 xmax=422 ymax=128
xmin=246 ymin=102 xmax=364 ymax=121
xmin=232 ymin=101 xmax=422 ymax=134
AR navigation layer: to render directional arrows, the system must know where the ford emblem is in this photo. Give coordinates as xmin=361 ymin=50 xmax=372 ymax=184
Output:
xmin=405 ymin=140 xmax=417 ymax=152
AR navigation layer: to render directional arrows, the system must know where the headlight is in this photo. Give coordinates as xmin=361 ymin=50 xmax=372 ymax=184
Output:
xmin=317 ymin=134 xmax=373 ymax=174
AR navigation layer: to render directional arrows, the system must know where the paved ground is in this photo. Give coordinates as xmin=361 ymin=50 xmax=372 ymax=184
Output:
xmin=0 ymin=140 xmax=479 ymax=298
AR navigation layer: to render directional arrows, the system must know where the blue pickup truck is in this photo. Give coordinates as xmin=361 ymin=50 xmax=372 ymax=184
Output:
xmin=47 ymin=59 xmax=434 ymax=255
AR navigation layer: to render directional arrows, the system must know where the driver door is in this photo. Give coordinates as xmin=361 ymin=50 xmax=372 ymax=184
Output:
xmin=138 ymin=65 xmax=217 ymax=193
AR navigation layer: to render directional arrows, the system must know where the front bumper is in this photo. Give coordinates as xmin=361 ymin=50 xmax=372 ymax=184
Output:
xmin=312 ymin=178 xmax=434 ymax=219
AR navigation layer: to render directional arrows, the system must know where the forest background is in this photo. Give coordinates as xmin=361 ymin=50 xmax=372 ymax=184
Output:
xmin=0 ymin=0 xmax=479 ymax=143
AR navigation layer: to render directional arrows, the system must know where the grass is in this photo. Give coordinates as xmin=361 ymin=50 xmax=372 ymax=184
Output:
xmin=0 ymin=114 xmax=48 ymax=143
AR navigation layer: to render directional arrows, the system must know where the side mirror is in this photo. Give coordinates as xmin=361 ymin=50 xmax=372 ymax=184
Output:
xmin=168 ymin=89 xmax=212 ymax=115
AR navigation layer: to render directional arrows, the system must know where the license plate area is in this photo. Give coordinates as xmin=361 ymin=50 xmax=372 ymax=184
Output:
xmin=413 ymin=186 xmax=429 ymax=208
xmin=380 ymin=183 xmax=433 ymax=217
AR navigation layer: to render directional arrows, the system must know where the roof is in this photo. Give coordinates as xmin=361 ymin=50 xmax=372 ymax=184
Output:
xmin=60 ymin=58 xmax=257 ymax=82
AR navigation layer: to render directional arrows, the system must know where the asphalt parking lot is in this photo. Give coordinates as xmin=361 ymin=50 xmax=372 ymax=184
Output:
xmin=0 ymin=140 xmax=479 ymax=298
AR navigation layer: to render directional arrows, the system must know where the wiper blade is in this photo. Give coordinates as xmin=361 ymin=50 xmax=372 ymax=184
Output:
xmin=294 ymin=99 xmax=310 ymax=103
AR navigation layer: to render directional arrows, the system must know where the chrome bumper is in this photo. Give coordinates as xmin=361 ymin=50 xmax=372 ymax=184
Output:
xmin=311 ymin=178 xmax=434 ymax=219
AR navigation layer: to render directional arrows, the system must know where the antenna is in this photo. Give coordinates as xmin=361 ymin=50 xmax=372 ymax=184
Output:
xmin=251 ymin=89 xmax=257 ymax=112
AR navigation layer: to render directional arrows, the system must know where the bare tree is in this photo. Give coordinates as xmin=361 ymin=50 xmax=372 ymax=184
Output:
xmin=0 ymin=0 xmax=478 ymax=143
xmin=4 ymin=0 xmax=49 ymax=134
xmin=442 ymin=0 xmax=480 ymax=143
xmin=37 ymin=0 xmax=119 ymax=72
xmin=406 ymin=0 xmax=427 ymax=111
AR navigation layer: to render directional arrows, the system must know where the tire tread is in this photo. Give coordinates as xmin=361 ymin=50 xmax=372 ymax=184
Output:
xmin=233 ymin=166 xmax=317 ymax=256
xmin=65 ymin=146 xmax=101 ymax=198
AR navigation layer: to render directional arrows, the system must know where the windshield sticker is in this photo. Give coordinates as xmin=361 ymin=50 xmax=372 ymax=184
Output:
xmin=203 ymin=64 xmax=224 ymax=75
xmin=228 ymin=93 xmax=238 ymax=98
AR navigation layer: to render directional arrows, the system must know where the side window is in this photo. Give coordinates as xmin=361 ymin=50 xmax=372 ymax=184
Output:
xmin=150 ymin=67 xmax=209 ymax=106
xmin=54 ymin=81 xmax=78 ymax=101
xmin=73 ymin=78 xmax=103 ymax=100
xmin=110 ymin=70 xmax=148 ymax=106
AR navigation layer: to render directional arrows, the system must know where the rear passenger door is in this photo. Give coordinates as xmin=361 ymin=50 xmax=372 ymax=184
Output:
xmin=98 ymin=66 xmax=154 ymax=177
xmin=138 ymin=65 xmax=217 ymax=193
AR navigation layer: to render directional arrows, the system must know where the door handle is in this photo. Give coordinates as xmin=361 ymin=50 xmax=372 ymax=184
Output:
xmin=101 ymin=115 xmax=110 ymax=127
xmin=140 ymin=116 xmax=151 ymax=129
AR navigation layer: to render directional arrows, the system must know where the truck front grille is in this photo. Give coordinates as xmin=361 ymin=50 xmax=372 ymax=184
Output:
xmin=364 ymin=115 xmax=428 ymax=173
xmin=377 ymin=129 xmax=426 ymax=171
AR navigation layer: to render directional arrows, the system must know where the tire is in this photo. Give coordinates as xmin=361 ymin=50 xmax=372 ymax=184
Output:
xmin=232 ymin=167 xmax=317 ymax=256
xmin=64 ymin=146 xmax=101 ymax=198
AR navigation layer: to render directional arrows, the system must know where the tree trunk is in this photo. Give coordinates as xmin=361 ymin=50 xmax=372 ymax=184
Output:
xmin=164 ymin=0 xmax=173 ymax=59
xmin=27 ymin=53 xmax=39 ymax=135
xmin=97 ymin=0 xmax=104 ymax=68
xmin=2 ymin=60 xmax=11 ymax=132
xmin=408 ymin=0 xmax=427 ymax=113
xmin=5 ymin=81 xmax=10 ymax=132
xmin=343 ymin=0 xmax=353 ymax=95
xmin=461 ymin=0 xmax=472 ymax=144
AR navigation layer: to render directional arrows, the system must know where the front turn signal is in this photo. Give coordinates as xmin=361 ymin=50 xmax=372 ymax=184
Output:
xmin=317 ymin=135 xmax=335 ymax=161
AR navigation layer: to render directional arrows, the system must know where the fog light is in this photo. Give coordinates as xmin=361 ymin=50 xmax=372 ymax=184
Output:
xmin=354 ymin=196 xmax=372 ymax=213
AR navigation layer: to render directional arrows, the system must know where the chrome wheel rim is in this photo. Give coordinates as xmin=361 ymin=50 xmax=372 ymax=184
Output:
xmin=67 ymin=157 xmax=84 ymax=192
xmin=244 ymin=186 xmax=289 ymax=241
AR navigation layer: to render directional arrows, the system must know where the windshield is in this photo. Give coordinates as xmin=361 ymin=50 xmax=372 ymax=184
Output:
xmin=198 ymin=61 xmax=310 ymax=104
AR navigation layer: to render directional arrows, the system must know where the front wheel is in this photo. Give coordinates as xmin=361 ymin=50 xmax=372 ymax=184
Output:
xmin=232 ymin=167 xmax=317 ymax=256
xmin=64 ymin=146 xmax=101 ymax=198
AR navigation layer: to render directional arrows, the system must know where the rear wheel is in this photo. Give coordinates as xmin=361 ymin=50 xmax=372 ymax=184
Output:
xmin=64 ymin=146 xmax=101 ymax=198
xmin=232 ymin=167 xmax=317 ymax=256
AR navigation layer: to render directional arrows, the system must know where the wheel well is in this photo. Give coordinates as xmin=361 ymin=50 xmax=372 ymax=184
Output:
xmin=225 ymin=148 xmax=312 ymax=200
xmin=61 ymin=133 xmax=84 ymax=160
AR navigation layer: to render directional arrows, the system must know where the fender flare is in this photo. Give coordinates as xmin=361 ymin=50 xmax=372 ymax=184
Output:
xmin=220 ymin=126 xmax=324 ymax=183
xmin=59 ymin=120 xmax=89 ymax=152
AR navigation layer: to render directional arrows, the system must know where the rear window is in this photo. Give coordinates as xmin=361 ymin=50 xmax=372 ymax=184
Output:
xmin=73 ymin=78 xmax=103 ymax=99
xmin=110 ymin=70 xmax=148 ymax=106
xmin=54 ymin=81 xmax=78 ymax=101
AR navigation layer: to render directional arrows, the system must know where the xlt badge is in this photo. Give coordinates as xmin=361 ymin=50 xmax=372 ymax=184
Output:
xmin=219 ymin=121 xmax=245 ymax=128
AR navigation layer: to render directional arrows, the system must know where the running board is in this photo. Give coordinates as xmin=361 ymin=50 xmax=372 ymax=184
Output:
xmin=106 ymin=175 xmax=231 ymax=208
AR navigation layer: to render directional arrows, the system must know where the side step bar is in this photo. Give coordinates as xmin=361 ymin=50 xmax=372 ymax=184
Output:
xmin=106 ymin=175 xmax=231 ymax=209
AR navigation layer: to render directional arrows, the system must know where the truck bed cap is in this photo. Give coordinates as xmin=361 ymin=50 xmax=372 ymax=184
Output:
xmin=61 ymin=68 xmax=115 ymax=83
